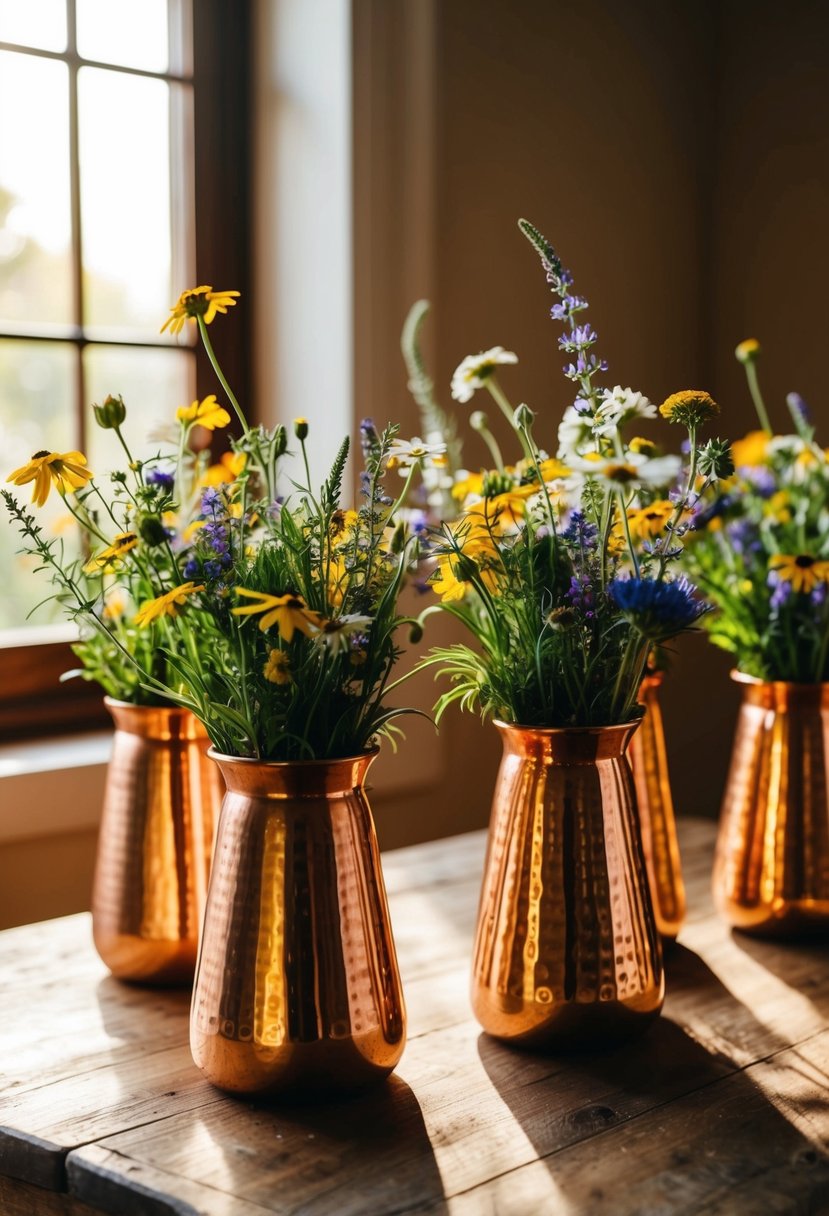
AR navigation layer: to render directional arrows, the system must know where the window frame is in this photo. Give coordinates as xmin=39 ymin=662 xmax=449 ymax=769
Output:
xmin=0 ymin=0 xmax=253 ymax=740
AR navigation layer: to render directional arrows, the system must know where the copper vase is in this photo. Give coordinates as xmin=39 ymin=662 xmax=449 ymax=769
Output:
xmin=471 ymin=721 xmax=664 ymax=1048
xmin=92 ymin=698 xmax=220 ymax=985
xmin=190 ymin=749 xmax=406 ymax=1097
xmin=630 ymin=673 xmax=687 ymax=939
xmin=712 ymin=673 xmax=829 ymax=936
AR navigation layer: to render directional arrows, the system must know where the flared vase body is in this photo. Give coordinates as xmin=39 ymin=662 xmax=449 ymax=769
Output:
xmin=630 ymin=674 xmax=687 ymax=939
xmin=190 ymin=750 xmax=406 ymax=1097
xmin=713 ymin=673 xmax=829 ymax=936
xmin=92 ymin=698 xmax=220 ymax=984
xmin=471 ymin=721 xmax=664 ymax=1049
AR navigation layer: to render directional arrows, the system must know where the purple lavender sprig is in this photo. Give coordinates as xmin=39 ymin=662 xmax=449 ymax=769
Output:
xmin=518 ymin=218 xmax=607 ymax=415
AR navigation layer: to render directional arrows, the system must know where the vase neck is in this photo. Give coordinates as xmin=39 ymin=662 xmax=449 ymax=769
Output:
xmin=104 ymin=698 xmax=207 ymax=742
xmin=732 ymin=675 xmax=829 ymax=712
xmin=494 ymin=720 xmax=640 ymax=764
xmin=209 ymin=751 xmax=378 ymax=798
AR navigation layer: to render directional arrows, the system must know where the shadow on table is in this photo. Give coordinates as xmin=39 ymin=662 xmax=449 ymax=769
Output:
xmin=475 ymin=946 xmax=829 ymax=1214
xmin=729 ymin=929 xmax=829 ymax=1019
xmin=204 ymin=1074 xmax=449 ymax=1216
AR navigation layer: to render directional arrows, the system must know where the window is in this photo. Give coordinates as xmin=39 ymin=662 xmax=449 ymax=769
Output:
xmin=0 ymin=0 xmax=252 ymax=737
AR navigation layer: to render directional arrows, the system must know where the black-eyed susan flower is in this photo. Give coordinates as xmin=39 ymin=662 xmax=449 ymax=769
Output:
xmin=176 ymin=394 xmax=231 ymax=431
xmin=7 ymin=450 xmax=93 ymax=507
xmin=134 ymin=581 xmax=204 ymax=627
xmin=161 ymin=286 xmax=240 ymax=336
xmin=659 ymin=390 xmax=719 ymax=429
xmin=84 ymin=531 xmax=139 ymax=573
xmin=232 ymin=590 xmax=324 ymax=641
xmin=263 ymin=648 xmax=292 ymax=685
xmin=626 ymin=500 xmax=675 ymax=541
xmin=768 ymin=553 xmax=829 ymax=595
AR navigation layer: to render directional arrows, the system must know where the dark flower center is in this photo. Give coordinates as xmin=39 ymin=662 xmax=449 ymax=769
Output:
xmin=795 ymin=555 xmax=815 ymax=568
xmin=33 ymin=450 xmax=50 ymax=459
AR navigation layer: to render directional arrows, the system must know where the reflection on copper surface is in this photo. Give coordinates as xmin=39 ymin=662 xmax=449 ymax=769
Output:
xmin=190 ymin=749 xmax=406 ymax=1097
xmin=713 ymin=673 xmax=829 ymax=936
xmin=630 ymin=673 xmax=687 ymax=939
xmin=92 ymin=699 xmax=220 ymax=985
xmin=471 ymin=721 xmax=664 ymax=1048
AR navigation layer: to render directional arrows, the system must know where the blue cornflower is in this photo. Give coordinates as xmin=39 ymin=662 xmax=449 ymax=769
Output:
xmin=183 ymin=557 xmax=201 ymax=579
xmin=147 ymin=468 xmax=175 ymax=492
xmin=609 ymin=574 xmax=710 ymax=641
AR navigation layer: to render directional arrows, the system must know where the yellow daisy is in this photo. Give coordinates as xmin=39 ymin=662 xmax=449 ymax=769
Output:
xmin=161 ymin=286 xmax=240 ymax=336
xmin=7 ymin=450 xmax=93 ymax=507
xmin=263 ymin=649 xmax=292 ymax=685
xmin=731 ymin=430 xmax=770 ymax=469
xmin=659 ymin=390 xmax=719 ymax=428
xmin=768 ymin=553 xmax=829 ymax=595
xmin=84 ymin=531 xmax=139 ymax=573
xmin=176 ymin=394 xmax=231 ymax=431
xmin=134 ymin=581 xmax=204 ymax=627
xmin=200 ymin=451 xmax=247 ymax=487
xmin=232 ymin=590 xmax=324 ymax=641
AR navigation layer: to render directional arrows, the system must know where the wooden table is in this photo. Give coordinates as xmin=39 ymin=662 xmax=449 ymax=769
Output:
xmin=1 ymin=818 xmax=829 ymax=1216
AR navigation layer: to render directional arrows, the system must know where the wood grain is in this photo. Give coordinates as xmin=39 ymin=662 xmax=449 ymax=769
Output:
xmin=2 ymin=818 xmax=829 ymax=1216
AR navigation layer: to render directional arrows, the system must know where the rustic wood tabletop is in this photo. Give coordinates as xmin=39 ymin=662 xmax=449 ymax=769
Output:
xmin=1 ymin=817 xmax=828 ymax=1216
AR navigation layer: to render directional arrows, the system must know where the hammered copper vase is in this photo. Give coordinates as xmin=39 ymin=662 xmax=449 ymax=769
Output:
xmin=630 ymin=673 xmax=686 ymax=939
xmin=92 ymin=698 xmax=220 ymax=985
xmin=712 ymin=673 xmax=829 ymax=936
xmin=471 ymin=721 xmax=664 ymax=1048
xmin=190 ymin=749 xmax=406 ymax=1097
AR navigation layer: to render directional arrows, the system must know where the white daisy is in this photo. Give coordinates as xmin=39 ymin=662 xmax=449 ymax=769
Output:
xmin=569 ymin=451 xmax=681 ymax=490
xmin=593 ymin=386 xmax=656 ymax=437
xmin=146 ymin=420 xmax=179 ymax=445
xmin=450 ymin=347 xmax=518 ymax=403
xmin=557 ymin=406 xmax=596 ymax=462
xmin=387 ymin=436 xmax=447 ymax=470
xmin=315 ymin=613 xmax=373 ymax=657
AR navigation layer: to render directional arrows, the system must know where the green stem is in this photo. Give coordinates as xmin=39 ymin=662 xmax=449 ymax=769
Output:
xmin=197 ymin=316 xmax=249 ymax=435
xmin=745 ymin=362 xmax=773 ymax=435
xmin=485 ymin=378 xmax=533 ymax=461
xmin=475 ymin=423 xmax=504 ymax=472
xmin=617 ymin=489 xmax=640 ymax=577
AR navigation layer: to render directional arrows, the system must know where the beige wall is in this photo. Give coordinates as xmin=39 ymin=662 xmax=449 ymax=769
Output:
xmin=360 ymin=0 xmax=829 ymax=828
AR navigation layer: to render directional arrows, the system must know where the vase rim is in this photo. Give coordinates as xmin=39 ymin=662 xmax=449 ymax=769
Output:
xmin=492 ymin=718 xmax=640 ymax=736
xmin=103 ymin=695 xmax=188 ymax=712
xmin=207 ymin=745 xmax=381 ymax=768
xmin=730 ymin=669 xmax=829 ymax=691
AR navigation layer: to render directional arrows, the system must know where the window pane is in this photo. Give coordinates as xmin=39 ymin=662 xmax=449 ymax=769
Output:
xmin=0 ymin=0 xmax=67 ymax=52
xmin=76 ymin=0 xmax=169 ymax=73
xmin=84 ymin=344 xmax=195 ymax=472
xmin=79 ymin=67 xmax=182 ymax=334
xmin=0 ymin=53 xmax=73 ymax=327
xmin=1 ymin=341 xmax=79 ymax=630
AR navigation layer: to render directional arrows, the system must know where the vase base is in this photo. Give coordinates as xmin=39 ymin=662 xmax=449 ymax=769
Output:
xmin=472 ymin=990 xmax=664 ymax=1051
xmin=93 ymin=931 xmax=197 ymax=986
xmin=720 ymin=901 xmax=829 ymax=941
xmin=191 ymin=1029 xmax=405 ymax=1099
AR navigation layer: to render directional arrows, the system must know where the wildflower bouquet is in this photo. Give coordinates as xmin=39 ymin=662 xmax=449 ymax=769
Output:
xmin=4 ymin=287 xmax=433 ymax=760
xmin=3 ymin=388 xmax=232 ymax=705
xmin=419 ymin=219 xmax=732 ymax=727
xmin=683 ymin=340 xmax=829 ymax=683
